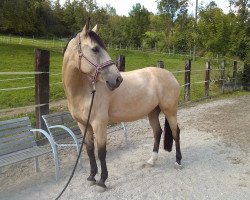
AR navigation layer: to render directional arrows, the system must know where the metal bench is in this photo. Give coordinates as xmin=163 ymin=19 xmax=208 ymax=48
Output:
xmin=42 ymin=111 xmax=128 ymax=156
xmin=0 ymin=117 xmax=59 ymax=181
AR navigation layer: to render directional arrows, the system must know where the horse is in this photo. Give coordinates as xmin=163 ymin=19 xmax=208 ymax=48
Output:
xmin=62 ymin=21 xmax=182 ymax=190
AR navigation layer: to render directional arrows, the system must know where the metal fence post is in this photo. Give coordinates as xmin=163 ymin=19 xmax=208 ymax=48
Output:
xmin=205 ymin=61 xmax=211 ymax=98
xmin=35 ymin=49 xmax=50 ymax=134
xmin=184 ymin=59 xmax=191 ymax=101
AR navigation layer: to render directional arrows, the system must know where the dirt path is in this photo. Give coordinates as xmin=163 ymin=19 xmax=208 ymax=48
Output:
xmin=0 ymin=95 xmax=249 ymax=200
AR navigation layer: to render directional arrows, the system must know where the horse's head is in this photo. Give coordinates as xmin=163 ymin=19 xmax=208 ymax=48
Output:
xmin=76 ymin=22 xmax=123 ymax=91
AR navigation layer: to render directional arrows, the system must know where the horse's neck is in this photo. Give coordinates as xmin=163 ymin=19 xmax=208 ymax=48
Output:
xmin=63 ymin=66 xmax=92 ymax=101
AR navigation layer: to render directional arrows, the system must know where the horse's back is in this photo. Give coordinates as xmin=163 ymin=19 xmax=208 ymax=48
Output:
xmin=122 ymin=67 xmax=178 ymax=85
xmin=121 ymin=67 xmax=180 ymax=98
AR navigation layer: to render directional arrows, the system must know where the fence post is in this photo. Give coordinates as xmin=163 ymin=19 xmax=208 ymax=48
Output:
xmin=233 ymin=60 xmax=237 ymax=90
xmin=205 ymin=61 xmax=211 ymax=98
xmin=242 ymin=62 xmax=250 ymax=90
xmin=117 ymin=55 xmax=125 ymax=72
xmin=184 ymin=59 xmax=191 ymax=101
xmin=157 ymin=60 xmax=164 ymax=68
xmin=221 ymin=60 xmax=226 ymax=93
xmin=35 ymin=49 xmax=50 ymax=134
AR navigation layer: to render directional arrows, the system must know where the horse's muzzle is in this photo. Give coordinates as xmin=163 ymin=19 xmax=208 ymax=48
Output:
xmin=106 ymin=75 xmax=123 ymax=91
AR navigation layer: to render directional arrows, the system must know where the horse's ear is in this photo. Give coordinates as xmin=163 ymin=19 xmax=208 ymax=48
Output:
xmin=82 ymin=25 xmax=88 ymax=35
xmin=82 ymin=17 xmax=91 ymax=36
xmin=92 ymin=24 xmax=98 ymax=33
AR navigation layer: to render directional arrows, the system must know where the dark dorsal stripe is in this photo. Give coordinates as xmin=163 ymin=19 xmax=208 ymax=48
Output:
xmin=63 ymin=31 xmax=107 ymax=56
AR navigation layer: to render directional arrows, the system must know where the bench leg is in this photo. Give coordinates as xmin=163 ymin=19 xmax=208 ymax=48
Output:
xmin=35 ymin=157 xmax=40 ymax=172
xmin=121 ymin=122 xmax=128 ymax=145
xmin=52 ymin=146 xmax=60 ymax=181
xmin=76 ymin=141 xmax=84 ymax=169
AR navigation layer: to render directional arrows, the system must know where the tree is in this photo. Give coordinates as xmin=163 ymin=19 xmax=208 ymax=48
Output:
xmin=105 ymin=4 xmax=116 ymax=16
xmin=51 ymin=0 xmax=67 ymax=36
xmin=174 ymin=11 xmax=195 ymax=53
xmin=197 ymin=4 xmax=233 ymax=56
xmin=230 ymin=0 xmax=249 ymax=60
xmin=1 ymin=0 xmax=36 ymax=35
xmin=156 ymin=0 xmax=188 ymax=25
xmin=127 ymin=3 xmax=150 ymax=47
xmin=62 ymin=0 xmax=78 ymax=35
xmin=156 ymin=0 xmax=189 ymax=52
xmin=84 ymin=0 xmax=97 ymax=13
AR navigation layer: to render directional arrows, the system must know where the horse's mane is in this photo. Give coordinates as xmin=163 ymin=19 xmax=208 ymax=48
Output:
xmin=63 ymin=31 xmax=106 ymax=56
xmin=63 ymin=33 xmax=77 ymax=56
xmin=88 ymin=31 xmax=107 ymax=51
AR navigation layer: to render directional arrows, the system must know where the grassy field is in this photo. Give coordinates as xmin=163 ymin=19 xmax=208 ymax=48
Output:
xmin=0 ymin=35 xmax=243 ymax=111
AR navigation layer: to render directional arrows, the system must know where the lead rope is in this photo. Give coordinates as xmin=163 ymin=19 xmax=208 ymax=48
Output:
xmin=55 ymin=84 xmax=96 ymax=200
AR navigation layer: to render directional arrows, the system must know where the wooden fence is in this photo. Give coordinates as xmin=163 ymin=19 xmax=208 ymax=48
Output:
xmin=18 ymin=49 xmax=244 ymax=129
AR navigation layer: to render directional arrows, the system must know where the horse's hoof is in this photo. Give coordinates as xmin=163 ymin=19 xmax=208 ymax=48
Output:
xmin=87 ymin=176 xmax=96 ymax=186
xmin=88 ymin=180 xmax=96 ymax=186
xmin=96 ymin=185 xmax=107 ymax=193
xmin=96 ymin=181 xmax=107 ymax=192
xmin=147 ymin=152 xmax=158 ymax=166
xmin=147 ymin=159 xmax=155 ymax=166
xmin=174 ymin=162 xmax=183 ymax=170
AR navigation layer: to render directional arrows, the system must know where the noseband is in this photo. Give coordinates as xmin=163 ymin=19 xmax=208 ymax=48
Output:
xmin=77 ymin=34 xmax=115 ymax=83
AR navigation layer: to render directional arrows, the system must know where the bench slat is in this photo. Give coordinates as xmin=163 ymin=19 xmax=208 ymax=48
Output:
xmin=43 ymin=112 xmax=82 ymax=142
xmin=0 ymin=147 xmax=51 ymax=167
xmin=0 ymin=120 xmax=31 ymax=132
xmin=0 ymin=117 xmax=29 ymax=126
xmin=0 ymin=117 xmax=36 ymax=156
xmin=0 ymin=138 xmax=36 ymax=156
xmin=0 ymin=130 xmax=34 ymax=143
xmin=46 ymin=118 xmax=76 ymax=128
xmin=0 ymin=125 xmax=32 ymax=139
xmin=42 ymin=111 xmax=69 ymax=119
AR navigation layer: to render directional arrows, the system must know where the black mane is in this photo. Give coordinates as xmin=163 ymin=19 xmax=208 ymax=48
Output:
xmin=63 ymin=31 xmax=107 ymax=56
xmin=88 ymin=31 xmax=107 ymax=50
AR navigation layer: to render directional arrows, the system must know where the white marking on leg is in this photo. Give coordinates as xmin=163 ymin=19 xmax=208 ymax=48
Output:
xmin=174 ymin=161 xmax=183 ymax=170
xmin=147 ymin=152 xmax=158 ymax=166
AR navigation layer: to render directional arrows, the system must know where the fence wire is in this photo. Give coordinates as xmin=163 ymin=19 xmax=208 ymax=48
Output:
xmin=0 ymin=64 xmax=244 ymax=114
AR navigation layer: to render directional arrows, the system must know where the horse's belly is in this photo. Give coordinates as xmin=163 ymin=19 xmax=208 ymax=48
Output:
xmin=108 ymin=98 xmax=158 ymax=122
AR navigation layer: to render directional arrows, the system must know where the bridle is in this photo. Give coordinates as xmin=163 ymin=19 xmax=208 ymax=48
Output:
xmin=77 ymin=34 xmax=115 ymax=84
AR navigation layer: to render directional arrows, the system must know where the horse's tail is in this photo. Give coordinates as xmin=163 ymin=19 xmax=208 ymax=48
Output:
xmin=164 ymin=118 xmax=173 ymax=152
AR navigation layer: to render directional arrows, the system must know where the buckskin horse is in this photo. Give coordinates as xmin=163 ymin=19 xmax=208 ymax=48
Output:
xmin=62 ymin=21 xmax=182 ymax=190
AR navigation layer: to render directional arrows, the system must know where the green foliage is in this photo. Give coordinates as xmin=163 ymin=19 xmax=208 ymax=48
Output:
xmin=197 ymin=6 xmax=232 ymax=55
xmin=242 ymin=51 xmax=250 ymax=90
xmin=0 ymin=0 xmax=248 ymax=60
xmin=156 ymin=0 xmax=188 ymax=21
xmin=143 ymin=31 xmax=165 ymax=50
xmin=127 ymin=3 xmax=150 ymax=47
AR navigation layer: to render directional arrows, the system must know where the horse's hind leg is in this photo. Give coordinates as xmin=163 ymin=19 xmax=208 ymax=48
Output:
xmin=147 ymin=106 xmax=162 ymax=166
xmin=163 ymin=111 xmax=182 ymax=168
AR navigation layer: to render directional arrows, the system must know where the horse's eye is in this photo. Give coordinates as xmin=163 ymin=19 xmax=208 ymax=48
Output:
xmin=92 ymin=47 xmax=99 ymax=53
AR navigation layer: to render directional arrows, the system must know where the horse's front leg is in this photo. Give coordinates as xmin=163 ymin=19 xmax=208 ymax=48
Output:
xmin=92 ymin=121 xmax=108 ymax=189
xmin=78 ymin=123 xmax=98 ymax=185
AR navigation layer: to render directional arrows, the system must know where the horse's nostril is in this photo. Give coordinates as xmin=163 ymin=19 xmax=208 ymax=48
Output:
xmin=116 ymin=76 xmax=123 ymax=85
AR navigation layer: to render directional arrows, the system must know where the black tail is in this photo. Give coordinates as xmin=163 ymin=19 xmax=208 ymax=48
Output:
xmin=164 ymin=118 xmax=173 ymax=152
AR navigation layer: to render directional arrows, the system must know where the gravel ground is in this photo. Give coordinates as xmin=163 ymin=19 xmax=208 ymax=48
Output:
xmin=0 ymin=95 xmax=249 ymax=200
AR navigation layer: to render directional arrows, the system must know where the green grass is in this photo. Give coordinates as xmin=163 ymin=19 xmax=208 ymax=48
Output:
xmin=0 ymin=35 xmax=243 ymax=111
xmin=0 ymin=42 xmax=64 ymax=109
